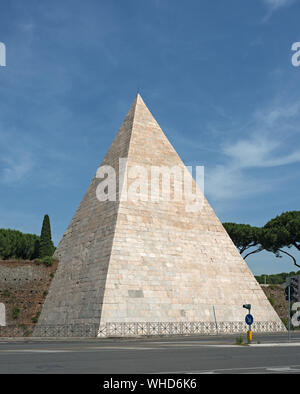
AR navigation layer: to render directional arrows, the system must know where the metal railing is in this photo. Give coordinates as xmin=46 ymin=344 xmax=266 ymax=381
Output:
xmin=0 ymin=320 xmax=286 ymax=338
xmin=98 ymin=321 xmax=286 ymax=337
xmin=0 ymin=324 xmax=99 ymax=338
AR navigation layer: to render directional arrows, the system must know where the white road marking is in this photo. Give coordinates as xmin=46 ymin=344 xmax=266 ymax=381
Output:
xmin=161 ymin=364 xmax=300 ymax=374
xmin=266 ymin=366 xmax=300 ymax=372
xmin=2 ymin=341 xmax=300 ymax=354
xmin=0 ymin=346 xmax=156 ymax=353
xmin=249 ymin=342 xmax=300 ymax=347
xmin=0 ymin=349 xmax=73 ymax=353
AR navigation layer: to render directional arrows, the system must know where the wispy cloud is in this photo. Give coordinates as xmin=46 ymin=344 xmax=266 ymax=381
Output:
xmin=0 ymin=126 xmax=35 ymax=184
xmin=0 ymin=123 xmax=71 ymax=187
xmin=263 ymin=0 xmax=297 ymax=20
xmin=205 ymin=98 xmax=300 ymax=202
xmin=264 ymin=0 xmax=296 ymax=10
xmin=223 ymin=137 xmax=300 ymax=169
xmin=1 ymin=151 xmax=34 ymax=184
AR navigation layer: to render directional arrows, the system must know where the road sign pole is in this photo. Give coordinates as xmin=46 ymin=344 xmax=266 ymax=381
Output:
xmin=288 ymin=285 xmax=291 ymax=343
xmin=243 ymin=305 xmax=253 ymax=343
xmin=249 ymin=306 xmax=252 ymax=343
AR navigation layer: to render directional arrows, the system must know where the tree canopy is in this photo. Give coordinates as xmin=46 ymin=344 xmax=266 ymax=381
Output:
xmin=261 ymin=211 xmax=300 ymax=268
xmin=0 ymin=229 xmax=40 ymax=260
xmin=223 ymin=211 xmax=300 ymax=268
xmin=222 ymin=222 xmax=263 ymax=259
xmin=0 ymin=214 xmax=55 ymax=261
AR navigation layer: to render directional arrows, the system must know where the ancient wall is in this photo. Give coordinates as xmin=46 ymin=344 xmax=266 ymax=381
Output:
xmin=0 ymin=260 xmax=57 ymax=326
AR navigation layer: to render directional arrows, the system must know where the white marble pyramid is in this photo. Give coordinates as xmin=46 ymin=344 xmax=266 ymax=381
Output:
xmin=36 ymin=95 xmax=285 ymax=336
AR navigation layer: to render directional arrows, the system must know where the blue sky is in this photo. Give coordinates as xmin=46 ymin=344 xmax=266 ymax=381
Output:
xmin=0 ymin=0 xmax=300 ymax=275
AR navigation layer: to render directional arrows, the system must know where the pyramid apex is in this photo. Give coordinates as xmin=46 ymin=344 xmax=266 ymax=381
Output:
xmin=128 ymin=92 xmax=151 ymax=121
xmin=135 ymin=92 xmax=145 ymax=104
xmin=127 ymin=93 xmax=146 ymax=114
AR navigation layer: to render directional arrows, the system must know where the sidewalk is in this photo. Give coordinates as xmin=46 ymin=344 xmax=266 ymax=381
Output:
xmin=0 ymin=331 xmax=297 ymax=344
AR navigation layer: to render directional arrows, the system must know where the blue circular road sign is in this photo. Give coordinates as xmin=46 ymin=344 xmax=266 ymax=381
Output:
xmin=245 ymin=314 xmax=254 ymax=326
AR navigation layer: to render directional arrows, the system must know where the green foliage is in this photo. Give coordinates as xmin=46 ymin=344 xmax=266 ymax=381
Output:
xmin=261 ymin=211 xmax=300 ymax=268
xmin=0 ymin=229 xmax=40 ymax=260
xmin=12 ymin=307 xmax=20 ymax=320
xmin=0 ymin=215 xmax=55 ymax=261
xmin=235 ymin=336 xmax=244 ymax=345
xmin=31 ymin=312 xmax=40 ymax=323
xmin=223 ymin=223 xmax=262 ymax=259
xmin=41 ymin=256 xmax=54 ymax=267
xmin=34 ymin=256 xmax=54 ymax=267
xmin=224 ymin=211 xmax=300 ymax=268
xmin=281 ymin=317 xmax=289 ymax=329
xmin=255 ymin=270 xmax=300 ymax=284
xmin=268 ymin=296 xmax=275 ymax=306
xmin=0 ymin=222 xmax=56 ymax=264
xmin=3 ymin=289 xmax=10 ymax=297
xmin=264 ymin=211 xmax=300 ymax=249
xmin=39 ymin=215 xmax=55 ymax=258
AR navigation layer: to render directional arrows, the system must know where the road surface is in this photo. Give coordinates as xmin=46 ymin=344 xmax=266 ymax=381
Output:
xmin=0 ymin=332 xmax=300 ymax=374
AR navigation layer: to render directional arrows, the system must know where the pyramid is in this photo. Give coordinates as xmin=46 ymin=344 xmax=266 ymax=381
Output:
xmin=36 ymin=94 xmax=285 ymax=336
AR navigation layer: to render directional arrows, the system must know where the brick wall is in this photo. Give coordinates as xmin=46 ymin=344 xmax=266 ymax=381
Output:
xmin=0 ymin=260 xmax=57 ymax=325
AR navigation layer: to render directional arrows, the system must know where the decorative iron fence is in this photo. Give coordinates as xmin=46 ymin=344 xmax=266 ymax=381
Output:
xmin=0 ymin=324 xmax=35 ymax=337
xmin=98 ymin=321 xmax=286 ymax=337
xmin=0 ymin=321 xmax=286 ymax=338
xmin=0 ymin=324 xmax=99 ymax=338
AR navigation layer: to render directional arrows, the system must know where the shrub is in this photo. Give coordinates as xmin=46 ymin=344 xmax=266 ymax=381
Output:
xmin=268 ymin=297 xmax=275 ymax=306
xmin=3 ymin=289 xmax=10 ymax=297
xmin=235 ymin=336 xmax=243 ymax=345
xmin=34 ymin=258 xmax=43 ymax=265
xmin=41 ymin=256 xmax=54 ymax=267
xmin=281 ymin=317 xmax=289 ymax=329
xmin=34 ymin=256 xmax=54 ymax=267
xmin=31 ymin=312 xmax=40 ymax=324
xmin=12 ymin=307 xmax=20 ymax=320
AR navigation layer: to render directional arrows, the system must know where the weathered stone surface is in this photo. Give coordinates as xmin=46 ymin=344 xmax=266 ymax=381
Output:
xmin=36 ymin=94 xmax=285 ymax=335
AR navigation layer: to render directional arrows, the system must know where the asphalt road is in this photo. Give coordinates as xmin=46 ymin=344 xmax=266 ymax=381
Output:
xmin=0 ymin=332 xmax=300 ymax=374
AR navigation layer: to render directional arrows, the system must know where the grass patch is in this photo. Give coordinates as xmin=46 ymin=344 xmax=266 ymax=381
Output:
xmin=34 ymin=256 xmax=54 ymax=267
xmin=31 ymin=311 xmax=40 ymax=324
xmin=268 ymin=296 xmax=275 ymax=306
xmin=12 ymin=306 xmax=20 ymax=320
xmin=3 ymin=289 xmax=10 ymax=297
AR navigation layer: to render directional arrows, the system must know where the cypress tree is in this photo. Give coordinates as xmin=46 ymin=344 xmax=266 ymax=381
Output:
xmin=39 ymin=214 xmax=54 ymax=258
